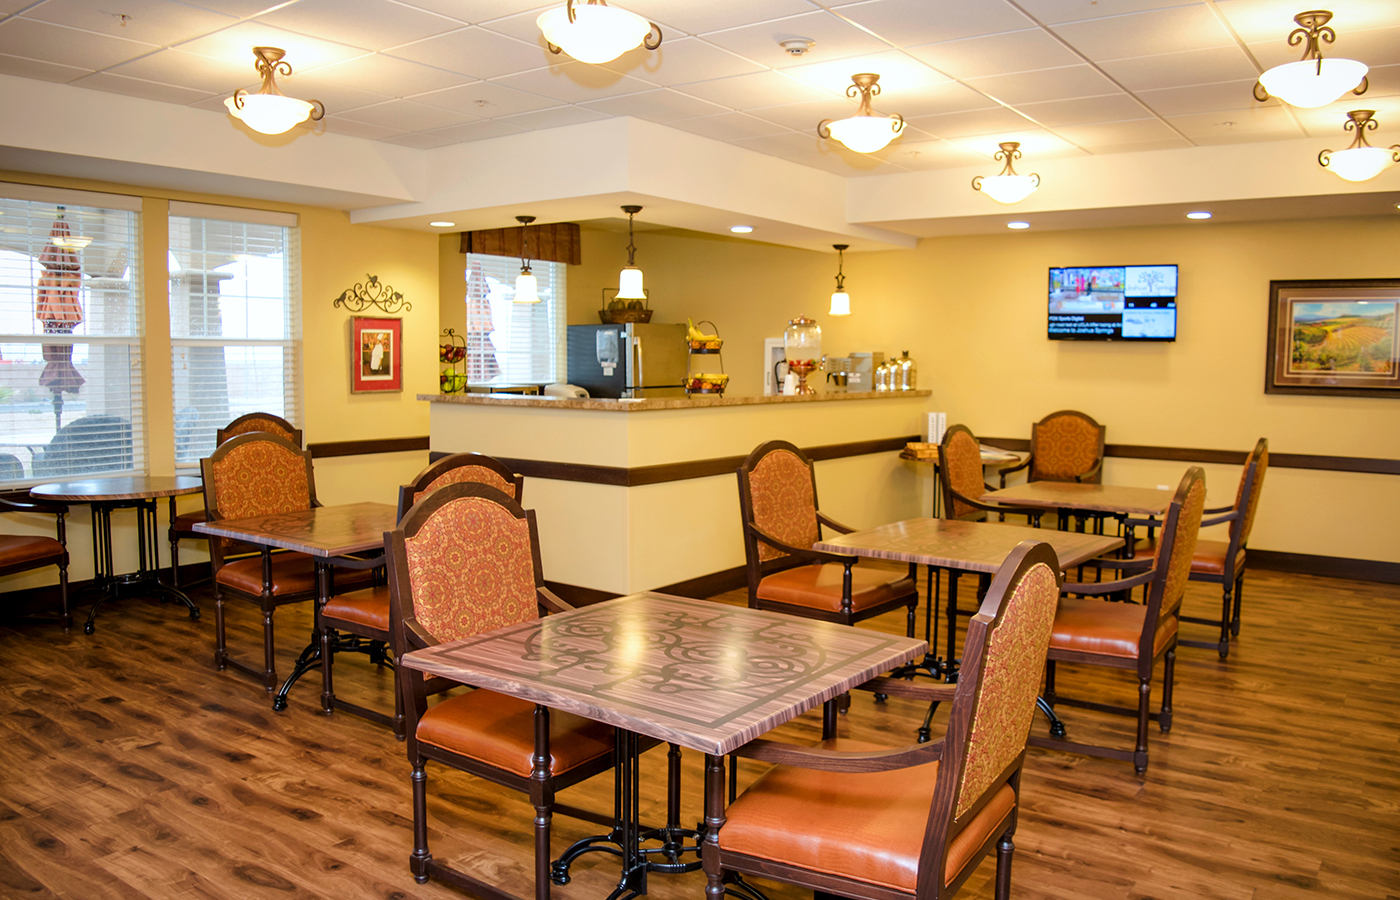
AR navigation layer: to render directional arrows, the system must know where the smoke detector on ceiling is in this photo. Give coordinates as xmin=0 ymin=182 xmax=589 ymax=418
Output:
xmin=779 ymin=38 xmax=815 ymax=56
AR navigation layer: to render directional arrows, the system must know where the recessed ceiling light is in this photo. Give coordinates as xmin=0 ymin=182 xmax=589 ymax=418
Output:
xmin=730 ymin=225 xmax=754 ymax=234
xmin=1007 ymin=221 xmax=1030 ymax=230
xmin=1186 ymin=211 xmax=1212 ymax=220
xmin=430 ymin=221 xmax=456 ymax=227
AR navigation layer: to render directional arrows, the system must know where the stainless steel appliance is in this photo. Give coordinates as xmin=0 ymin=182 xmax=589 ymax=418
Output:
xmin=567 ymin=323 xmax=688 ymax=399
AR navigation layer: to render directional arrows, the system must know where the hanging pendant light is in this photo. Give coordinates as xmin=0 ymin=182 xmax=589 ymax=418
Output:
xmin=514 ymin=215 xmax=540 ymax=304
xmin=818 ymin=74 xmax=905 ymax=154
xmin=225 ymin=47 xmax=325 ymax=135
xmin=1318 ymin=110 xmax=1399 ymax=182
xmin=829 ymin=244 xmax=851 ymax=316
xmin=538 ymin=0 xmax=662 ymax=65
xmin=617 ymin=205 xmax=645 ymax=300
xmin=1253 ymin=11 xmax=1368 ymax=108
xmin=972 ymin=142 xmax=1041 ymax=204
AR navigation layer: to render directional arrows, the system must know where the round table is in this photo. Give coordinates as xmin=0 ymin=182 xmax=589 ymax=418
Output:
xmin=30 ymin=476 xmax=203 ymax=634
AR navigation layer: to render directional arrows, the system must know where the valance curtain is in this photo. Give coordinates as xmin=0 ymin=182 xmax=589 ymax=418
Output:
xmin=460 ymin=222 xmax=581 ymax=266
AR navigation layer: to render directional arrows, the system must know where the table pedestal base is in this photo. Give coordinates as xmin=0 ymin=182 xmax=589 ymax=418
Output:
xmin=272 ymin=633 xmax=392 ymax=719
xmin=552 ymin=733 xmax=702 ymax=899
xmin=82 ymin=499 xmax=199 ymax=635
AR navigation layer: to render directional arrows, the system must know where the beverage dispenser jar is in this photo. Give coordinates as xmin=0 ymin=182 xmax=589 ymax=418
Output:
xmin=896 ymin=350 xmax=917 ymax=390
xmin=782 ymin=316 xmax=822 ymax=395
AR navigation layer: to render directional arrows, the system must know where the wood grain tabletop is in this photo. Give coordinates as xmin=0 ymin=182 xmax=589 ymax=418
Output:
xmin=193 ymin=501 xmax=398 ymax=557
xmin=981 ymin=481 xmax=1173 ymax=516
xmin=814 ymin=517 xmax=1122 ymax=573
xmin=30 ymin=475 xmax=203 ymax=502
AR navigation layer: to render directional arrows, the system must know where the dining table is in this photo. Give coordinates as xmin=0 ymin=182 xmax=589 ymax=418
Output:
xmin=981 ymin=481 xmax=1173 ymax=544
xmin=399 ymin=591 xmax=927 ymax=900
xmin=193 ymin=501 xmax=399 ymax=717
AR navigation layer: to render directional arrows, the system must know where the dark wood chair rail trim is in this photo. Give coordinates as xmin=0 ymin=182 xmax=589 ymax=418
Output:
xmin=979 ymin=438 xmax=1399 ymax=477
xmin=307 ymin=436 xmax=431 ymax=459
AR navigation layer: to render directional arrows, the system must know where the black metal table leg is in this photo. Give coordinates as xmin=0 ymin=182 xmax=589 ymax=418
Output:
xmin=83 ymin=499 xmax=199 ymax=634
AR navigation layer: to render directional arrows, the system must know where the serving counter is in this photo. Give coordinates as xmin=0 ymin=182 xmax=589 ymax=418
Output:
xmin=423 ymin=390 xmax=932 ymax=596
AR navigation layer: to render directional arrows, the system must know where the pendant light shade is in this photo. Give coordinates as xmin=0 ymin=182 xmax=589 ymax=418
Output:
xmin=616 ymin=205 xmax=646 ymax=300
xmin=514 ymin=215 xmax=540 ymax=304
xmin=538 ymin=0 xmax=662 ymax=65
xmin=972 ymin=142 xmax=1041 ymax=204
xmin=829 ymin=244 xmax=851 ymax=316
xmin=1253 ymin=11 xmax=1368 ymax=108
xmin=1318 ymin=110 xmax=1399 ymax=182
xmin=818 ymin=74 xmax=905 ymax=154
xmin=225 ymin=47 xmax=324 ymax=135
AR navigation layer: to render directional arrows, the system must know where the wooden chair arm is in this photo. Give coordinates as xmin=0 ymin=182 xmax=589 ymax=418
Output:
xmin=1072 ymin=457 xmax=1105 ymax=483
xmin=855 ymin=677 xmax=956 ymax=703
xmin=816 ymin=511 xmax=854 ymax=534
xmin=952 ymin=489 xmax=1043 ymax=525
xmin=1200 ymin=510 xmax=1238 ymax=529
xmin=733 ymin=738 xmax=942 ymax=772
xmin=745 ymin=522 xmax=858 ymax=567
xmin=999 ymin=455 xmax=1032 ymax=482
xmin=1203 ymin=502 xmax=1235 ymax=515
xmin=1061 ymin=567 xmax=1154 ymax=596
xmin=538 ymin=586 xmax=574 ymax=614
xmin=329 ymin=552 xmax=385 ymax=571
xmin=1072 ymin=556 xmax=1152 ymax=572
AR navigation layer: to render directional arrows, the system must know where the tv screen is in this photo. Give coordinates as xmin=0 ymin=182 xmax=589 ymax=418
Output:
xmin=1048 ymin=265 xmax=1178 ymax=341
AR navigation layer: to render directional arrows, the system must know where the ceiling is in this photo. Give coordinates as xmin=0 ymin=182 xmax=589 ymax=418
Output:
xmin=1 ymin=0 xmax=1398 ymax=179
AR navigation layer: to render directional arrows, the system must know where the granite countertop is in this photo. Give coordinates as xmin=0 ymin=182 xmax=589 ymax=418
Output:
xmin=419 ymin=389 xmax=931 ymax=412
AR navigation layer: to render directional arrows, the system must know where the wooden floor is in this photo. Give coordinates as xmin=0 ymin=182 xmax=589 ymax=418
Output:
xmin=0 ymin=566 xmax=1396 ymax=900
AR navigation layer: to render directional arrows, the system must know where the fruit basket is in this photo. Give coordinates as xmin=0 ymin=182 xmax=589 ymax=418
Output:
xmin=598 ymin=307 xmax=653 ymax=324
xmin=686 ymin=319 xmax=723 ymax=352
xmin=439 ymin=328 xmax=467 ymax=393
xmin=686 ymin=373 xmax=729 ymax=394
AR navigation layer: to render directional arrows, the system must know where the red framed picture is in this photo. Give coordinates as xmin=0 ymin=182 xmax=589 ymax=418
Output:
xmin=351 ymin=316 xmax=402 ymax=393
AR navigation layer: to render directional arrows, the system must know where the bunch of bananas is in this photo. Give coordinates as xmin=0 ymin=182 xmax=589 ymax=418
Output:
xmin=687 ymin=319 xmax=722 ymax=349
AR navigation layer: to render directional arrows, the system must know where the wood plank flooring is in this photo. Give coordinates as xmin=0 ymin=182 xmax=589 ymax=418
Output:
xmin=0 ymin=566 xmax=1396 ymax=900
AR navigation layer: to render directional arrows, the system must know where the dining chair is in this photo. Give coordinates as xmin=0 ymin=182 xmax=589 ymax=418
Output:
xmin=1030 ymin=466 xmax=1206 ymax=774
xmin=201 ymin=432 xmax=371 ymax=692
xmin=1132 ymin=438 xmax=1267 ymax=658
xmin=318 ymin=452 xmax=524 ymax=737
xmin=1000 ymin=410 xmax=1106 ymax=531
xmin=0 ymin=495 xmax=70 ymax=631
xmin=709 ymin=539 xmax=1062 ymax=900
xmin=737 ymin=440 xmax=917 ymax=635
xmin=938 ymin=425 xmax=1042 ymax=526
xmin=169 ymin=412 xmax=302 ymax=589
xmin=387 ymin=481 xmax=615 ymax=898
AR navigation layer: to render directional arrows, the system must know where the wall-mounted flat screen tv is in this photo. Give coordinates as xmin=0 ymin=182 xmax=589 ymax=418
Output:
xmin=1048 ymin=264 xmax=1178 ymax=341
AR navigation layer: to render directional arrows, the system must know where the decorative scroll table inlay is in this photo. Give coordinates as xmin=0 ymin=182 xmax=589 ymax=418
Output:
xmin=402 ymin=592 xmax=926 ymax=899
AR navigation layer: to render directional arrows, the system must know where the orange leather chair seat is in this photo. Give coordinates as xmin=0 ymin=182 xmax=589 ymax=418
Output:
xmin=417 ymin=689 xmax=614 ymax=779
xmin=1132 ymin=537 xmax=1244 ymax=578
xmin=1050 ymin=596 xmax=1177 ymax=659
xmin=170 ymin=510 xmax=206 ymax=534
xmin=0 ymin=535 xmax=64 ymax=568
xmin=720 ymin=738 xmax=1015 ymax=891
xmin=216 ymin=552 xmax=374 ymax=597
xmin=323 ymin=585 xmax=390 ymax=631
xmin=756 ymin=564 xmax=912 ymax=614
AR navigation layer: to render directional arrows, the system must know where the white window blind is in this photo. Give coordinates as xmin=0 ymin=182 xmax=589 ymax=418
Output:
xmin=463 ymin=253 xmax=564 ymax=385
xmin=0 ymin=187 xmax=144 ymax=484
xmin=169 ymin=209 xmax=300 ymax=467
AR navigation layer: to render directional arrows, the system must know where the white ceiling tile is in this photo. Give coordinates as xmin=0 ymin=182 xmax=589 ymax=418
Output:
xmin=732 ymin=130 xmax=908 ymax=175
xmin=0 ymin=0 xmax=34 ymax=13
xmin=1165 ymin=104 xmax=1303 ymax=139
xmin=255 ymin=0 xmax=464 ymax=53
xmin=671 ymin=70 xmax=833 ymax=109
xmin=491 ymin=62 xmax=654 ymax=103
xmin=947 ymin=128 xmax=1086 ymax=159
xmin=666 ymin=111 xmax=791 ymax=141
xmin=495 ymin=104 xmax=611 ymax=130
xmin=174 ymin=22 xmax=367 ymax=69
xmin=318 ymin=116 xmax=407 ymax=140
xmin=890 ymin=81 xmax=1001 ymax=118
xmin=1016 ymin=93 xmax=1152 ymax=126
xmin=1294 ymin=99 xmax=1400 ymax=139
xmin=337 ymin=98 xmax=477 ymax=131
xmin=907 ymin=105 xmax=1034 ymax=138
xmin=745 ymin=98 xmax=846 ymax=131
xmin=188 ymin=93 xmax=237 ymax=113
xmin=69 ymin=71 xmax=214 ymax=104
xmin=885 ymin=137 xmax=988 ymax=170
xmin=1190 ymin=128 xmax=1303 ymax=146
xmin=0 ymin=17 xmax=158 ymax=69
xmin=21 ymin=0 xmax=236 ymax=46
xmin=615 ymin=0 xmax=820 ymax=37
xmin=1086 ymin=136 xmax=1193 ymax=154
xmin=109 ymin=48 xmax=269 ymax=93
xmin=392 ymin=0 xmax=552 ymax=26
xmin=1051 ymin=117 xmax=1181 ymax=146
xmin=1210 ymin=0 xmax=1392 ymax=45
xmin=906 ymin=29 xmax=1082 ymax=80
xmin=1135 ymin=80 xmax=1268 ymax=117
xmin=580 ymin=89 xmax=729 ymax=122
xmin=412 ymin=79 xmax=559 ymax=116
xmin=699 ymin=11 xmax=890 ymax=69
xmin=303 ymin=53 xmax=474 ymax=96
xmin=172 ymin=1 xmax=295 ymax=17
xmin=1012 ymin=0 xmax=1201 ymax=27
xmin=474 ymin=8 xmax=558 ymax=44
xmin=268 ymin=75 xmax=395 ymax=114
xmin=964 ymin=64 xmax=1119 ymax=104
xmin=416 ymin=118 xmax=532 ymax=142
xmin=1365 ymin=63 xmax=1400 ymax=99
xmin=384 ymin=26 xmax=549 ymax=79
xmin=1243 ymin=23 xmax=1400 ymax=70
xmin=0 ymin=50 xmax=89 ymax=82
xmin=779 ymin=50 xmax=951 ymax=95
xmin=1098 ymin=45 xmax=1260 ymax=91
xmin=382 ymin=130 xmax=468 ymax=149
xmin=598 ymin=36 xmax=764 ymax=87
xmin=1050 ymin=5 xmax=1235 ymax=60
xmin=837 ymin=0 xmax=1036 ymax=45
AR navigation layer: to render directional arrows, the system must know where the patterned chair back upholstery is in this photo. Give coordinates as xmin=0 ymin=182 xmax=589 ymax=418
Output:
xmin=1233 ymin=440 xmax=1268 ymax=548
xmin=399 ymin=484 xmax=540 ymax=644
xmin=205 ymin=434 xmax=313 ymax=521
xmin=217 ymin=412 xmax=302 ymax=447
xmin=940 ymin=426 xmax=988 ymax=521
xmin=1152 ymin=468 xmax=1206 ymax=624
xmin=741 ymin=444 xmax=819 ymax=563
xmin=404 ymin=453 xmax=521 ymax=513
xmin=1029 ymin=410 xmax=1104 ymax=483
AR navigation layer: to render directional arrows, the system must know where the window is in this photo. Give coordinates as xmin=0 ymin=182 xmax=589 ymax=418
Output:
xmin=0 ymin=183 xmax=143 ymax=484
xmin=169 ymin=202 xmax=300 ymax=467
xmin=463 ymin=252 xmax=564 ymax=385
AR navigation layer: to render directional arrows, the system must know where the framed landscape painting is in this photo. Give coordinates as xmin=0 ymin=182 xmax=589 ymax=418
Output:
xmin=351 ymin=316 xmax=402 ymax=393
xmin=1266 ymin=279 xmax=1399 ymax=398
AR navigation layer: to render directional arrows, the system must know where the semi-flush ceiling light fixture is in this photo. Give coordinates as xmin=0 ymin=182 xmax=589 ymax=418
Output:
xmin=1253 ymin=10 xmax=1368 ymax=108
xmin=1186 ymin=211 xmax=1213 ymax=220
xmin=1007 ymin=222 xmax=1030 ymax=230
xmin=538 ymin=0 xmax=661 ymax=65
xmin=971 ymin=142 xmax=1041 ymax=204
xmin=818 ymin=74 xmax=905 ymax=154
xmin=225 ymin=47 xmax=325 ymax=135
xmin=730 ymin=225 xmax=754 ymax=234
xmin=617 ymin=205 xmax=645 ymax=300
xmin=514 ymin=215 xmax=540 ymax=304
xmin=829 ymin=244 xmax=851 ymax=316
xmin=1318 ymin=110 xmax=1399 ymax=182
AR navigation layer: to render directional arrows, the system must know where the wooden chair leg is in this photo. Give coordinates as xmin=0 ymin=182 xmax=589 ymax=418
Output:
xmin=320 ymin=624 xmax=335 ymax=714
xmin=261 ymin=608 xmax=277 ymax=691
xmin=1217 ymin=583 xmax=1233 ymax=659
xmin=1231 ymin=572 xmax=1245 ymax=636
xmin=409 ymin=759 xmax=431 ymax=882
xmin=1160 ymin=649 xmax=1176 ymax=733
xmin=995 ymin=830 xmax=1015 ymax=900
xmin=1133 ymin=676 xmax=1151 ymax=775
xmin=170 ymin=535 xmax=181 ymax=588
xmin=58 ymin=560 xmax=71 ymax=633
xmin=214 ymin=591 xmax=227 ymax=670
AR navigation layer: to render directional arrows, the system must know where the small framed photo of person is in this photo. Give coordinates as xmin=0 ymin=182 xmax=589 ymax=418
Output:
xmin=351 ymin=316 xmax=402 ymax=393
